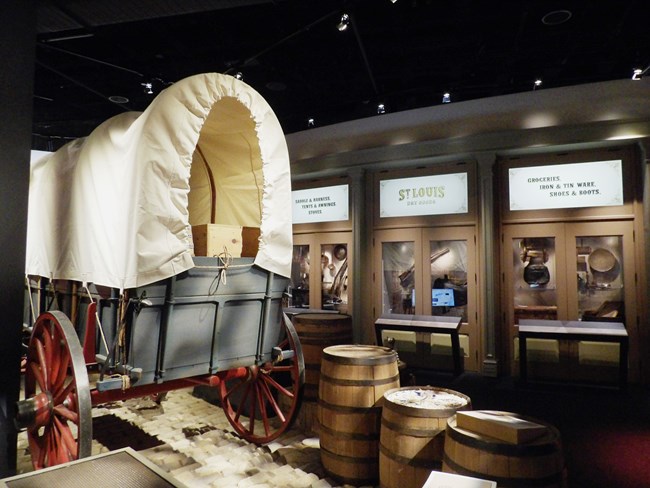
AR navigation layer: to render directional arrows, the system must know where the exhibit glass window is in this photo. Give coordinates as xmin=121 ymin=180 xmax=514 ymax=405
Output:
xmin=575 ymin=236 xmax=624 ymax=321
xmin=320 ymin=243 xmax=348 ymax=311
xmin=512 ymin=237 xmax=558 ymax=322
xmin=428 ymin=240 xmax=468 ymax=321
xmin=290 ymin=244 xmax=310 ymax=308
xmin=381 ymin=241 xmax=415 ymax=315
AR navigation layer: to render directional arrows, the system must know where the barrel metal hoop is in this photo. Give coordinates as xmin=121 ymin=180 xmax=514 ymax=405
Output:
xmin=443 ymin=454 xmax=566 ymax=487
xmin=321 ymin=445 xmax=379 ymax=466
xmin=322 ymin=347 xmax=397 ymax=365
xmin=385 ymin=401 xmax=468 ymax=418
xmin=320 ymin=372 xmax=399 ymax=386
xmin=380 ymin=443 xmax=443 ymax=470
xmin=318 ymin=398 xmax=382 ymax=413
xmin=381 ymin=418 xmax=444 ymax=438
xmin=320 ymin=423 xmax=380 ymax=441
xmin=446 ymin=425 xmax=562 ymax=456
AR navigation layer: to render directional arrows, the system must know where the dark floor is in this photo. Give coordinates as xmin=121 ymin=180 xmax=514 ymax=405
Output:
xmin=409 ymin=369 xmax=650 ymax=488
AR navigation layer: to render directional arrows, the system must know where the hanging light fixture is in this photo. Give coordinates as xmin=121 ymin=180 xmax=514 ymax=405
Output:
xmin=632 ymin=68 xmax=643 ymax=80
xmin=337 ymin=13 xmax=350 ymax=31
xmin=307 ymin=118 xmax=315 ymax=128
xmin=533 ymin=79 xmax=543 ymax=90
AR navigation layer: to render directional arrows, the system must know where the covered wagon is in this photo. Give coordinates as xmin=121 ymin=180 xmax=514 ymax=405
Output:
xmin=17 ymin=73 xmax=304 ymax=469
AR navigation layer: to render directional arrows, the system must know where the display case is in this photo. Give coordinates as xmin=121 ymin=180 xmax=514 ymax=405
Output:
xmin=289 ymin=233 xmax=352 ymax=313
xmin=374 ymin=226 xmax=478 ymax=371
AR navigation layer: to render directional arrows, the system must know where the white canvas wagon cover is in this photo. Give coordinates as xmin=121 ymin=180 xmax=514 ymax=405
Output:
xmin=26 ymin=73 xmax=292 ymax=289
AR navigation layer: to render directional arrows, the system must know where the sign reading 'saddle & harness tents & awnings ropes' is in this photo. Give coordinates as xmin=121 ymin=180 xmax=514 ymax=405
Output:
xmin=508 ymin=160 xmax=623 ymax=211
xmin=292 ymin=184 xmax=349 ymax=224
xmin=379 ymin=172 xmax=469 ymax=218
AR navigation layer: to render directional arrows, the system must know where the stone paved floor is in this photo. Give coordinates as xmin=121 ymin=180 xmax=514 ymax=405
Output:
xmin=16 ymin=388 xmax=375 ymax=488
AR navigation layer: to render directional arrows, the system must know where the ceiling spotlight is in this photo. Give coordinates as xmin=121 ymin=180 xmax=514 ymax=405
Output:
xmin=108 ymin=95 xmax=129 ymax=104
xmin=307 ymin=118 xmax=315 ymax=128
xmin=533 ymin=79 xmax=543 ymax=90
xmin=235 ymin=72 xmax=243 ymax=80
xmin=541 ymin=10 xmax=572 ymax=26
xmin=141 ymin=82 xmax=153 ymax=95
xmin=442 ymin=92 xmax=451 ymax=103
xmin=377 ymin=103 xmax=386 ymax=114
xmin=390 ymin=0 xmax=398 ymax=3
xmin=337 ymin=13 xmax=350 ymax=31
xmin=632 ymin=68 xmax=643 ymax=80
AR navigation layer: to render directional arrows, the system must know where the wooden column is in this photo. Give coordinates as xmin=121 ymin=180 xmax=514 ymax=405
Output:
xmin=0 ymin=1 xmax=35 ymax=476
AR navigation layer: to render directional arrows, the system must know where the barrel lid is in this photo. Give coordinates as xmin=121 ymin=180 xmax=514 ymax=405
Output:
xmin=322 ymin=344 xmax=397 ymax=365
xmin=383 ymin=386 xmax=471 ymax=416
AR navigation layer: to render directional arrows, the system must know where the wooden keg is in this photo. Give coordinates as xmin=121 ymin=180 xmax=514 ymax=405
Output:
xmin=318 ymin=344 xmax=400 ymax=486
xmin=443 ymin=413 xmax=567 ymax=488
xmin=379 ymin=386 xmax=472 ymax=488
xmin=292 ymin=313 xmax=353 ymax=401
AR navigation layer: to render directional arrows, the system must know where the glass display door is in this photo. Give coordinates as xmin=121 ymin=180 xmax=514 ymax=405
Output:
xmin=374 ymin=227 xmax=479 ymax=371
xmin=503 ymin=221 xmax=637 ymax=380
xmin=423 ymin=227 xmax=478 ymax=370
xmin=290 ymin=232 xmax=352 ymax=312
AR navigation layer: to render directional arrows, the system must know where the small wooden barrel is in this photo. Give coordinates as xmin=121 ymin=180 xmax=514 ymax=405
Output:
xmin=319 ymin=344 xmax=400 ymax=486
xmin=379 ymin=386 xmax=471 ymax=488
xmin=293 ymin=313 xmax=353 ymax=401
xmin=443 ymin=413 xmax=567 ymax=488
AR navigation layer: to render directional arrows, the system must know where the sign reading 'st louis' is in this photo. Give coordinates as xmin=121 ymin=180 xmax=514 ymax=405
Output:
xmin=380 ymin=172 xmax=468 ymax=218
xmin=508 ymin=160 xmax=623 ymax=211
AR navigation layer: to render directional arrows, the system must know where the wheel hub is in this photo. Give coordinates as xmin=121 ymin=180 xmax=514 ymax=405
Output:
xmin=15 ymin=391 xmax=53 ymax=430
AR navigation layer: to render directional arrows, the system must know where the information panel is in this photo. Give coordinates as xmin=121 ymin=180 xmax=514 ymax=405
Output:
xmin=379 ymin=173 xmax=468 ymax=218
xmin=292 ymin=184 xmax=349 ymax=224
xmin=508 ymin=160 xmax=623 ymax=211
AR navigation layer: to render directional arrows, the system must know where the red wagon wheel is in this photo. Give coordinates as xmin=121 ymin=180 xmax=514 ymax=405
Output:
xmin=220 ymin=314 xmax=304 ymax=444
xmin=17 ymin=311 xmax=92 ymax=469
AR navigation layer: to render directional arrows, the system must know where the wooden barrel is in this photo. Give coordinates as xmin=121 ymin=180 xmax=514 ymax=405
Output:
xmin=443 ymin=413 xmax=567 ymax=488
xmin=319 ymin=344 xmax=400 ymax=486
xmin=379 ymin=386 xmax=471 ymax=488
xmin=293 ymin=313 xmax=353 ymax=401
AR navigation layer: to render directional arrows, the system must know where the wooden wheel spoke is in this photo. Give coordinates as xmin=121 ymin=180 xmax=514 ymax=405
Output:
xmin=54 ymin=404 xmax=79 ymax=425
xmin=29 ymin=361 xmax=47 ymax=393
xmin=266 ymin=364 xmax=293 ymax=373
xmin=233 ymin=382 xmax=253 ymax=425
xmin=259 ymin=376 xmax=285 ymax=423
xmin=49 ymin=339 xmax=63 ymax=389
xmin=53 ymin=379 xmax=75 ymax=406
xmin=53 ymin=416 xmax=77 ymax=460
xmin=255 ymin=383 xmax=271 ymax=436
xmin=223 ymin=377 xmax=246 ymax=403
xmin=52 ymin=349 xmax=70 ymax=394
xmin=42 ymin=328 xmax=54 ymax=380
xmin=34 ymin=337 xmax=50 ymax=391
xmin=33 ymin=433 xmax=47 ymax=469
xmin=261 ymin=371 xmax=293 ymax=399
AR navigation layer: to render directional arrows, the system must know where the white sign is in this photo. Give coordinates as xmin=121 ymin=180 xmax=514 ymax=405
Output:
xmin=509 ymin=160 xmax=623 ymax=211
xmin=380 ymin=173 xmax=468 ymax=218
xmin=292 ymin=184 xmax=349 ymax=224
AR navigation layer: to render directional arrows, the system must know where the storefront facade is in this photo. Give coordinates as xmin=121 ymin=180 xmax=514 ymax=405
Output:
xmin=287 ymin=79 xmax=650 ymax=384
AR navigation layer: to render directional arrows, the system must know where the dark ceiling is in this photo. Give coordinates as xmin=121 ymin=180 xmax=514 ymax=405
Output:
xmin=33 ymin=0 xmax=650 ymax=151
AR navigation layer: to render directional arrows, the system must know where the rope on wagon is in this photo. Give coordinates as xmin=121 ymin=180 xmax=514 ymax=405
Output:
xmin=217 ymin=247 xmax=233 ymax=285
